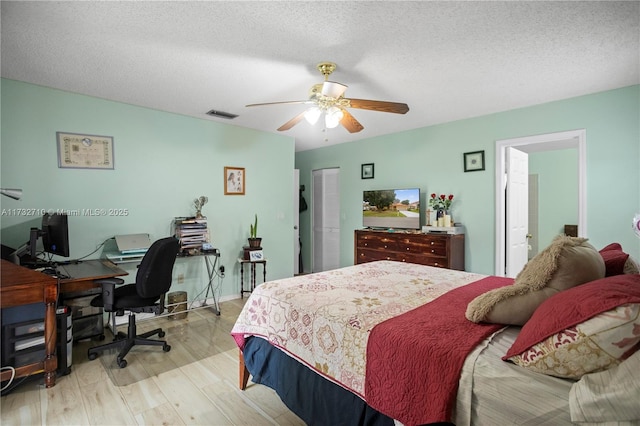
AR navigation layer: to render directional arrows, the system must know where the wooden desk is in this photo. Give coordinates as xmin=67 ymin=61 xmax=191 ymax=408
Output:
xmin=0 ymin=259 xmax=127 ymax=388
xmin=1 ymin=260 xmax=58 ymax=388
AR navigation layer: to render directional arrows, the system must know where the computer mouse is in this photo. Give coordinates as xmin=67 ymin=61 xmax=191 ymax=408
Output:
xmin=42 ymin=267 xmax=57 ymax=275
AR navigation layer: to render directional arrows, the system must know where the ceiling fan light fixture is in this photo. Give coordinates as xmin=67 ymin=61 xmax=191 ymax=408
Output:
xmin=304 ymin=107 xmax=322 ymax=125
xmin=321 ymin=81 xmax=348 ymax=99
xmin=325 ymin=106 xmax=344 ymax=128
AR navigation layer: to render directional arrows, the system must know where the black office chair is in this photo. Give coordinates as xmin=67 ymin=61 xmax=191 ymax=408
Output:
xmin=87 ymin=236 xmax=180 ymax=368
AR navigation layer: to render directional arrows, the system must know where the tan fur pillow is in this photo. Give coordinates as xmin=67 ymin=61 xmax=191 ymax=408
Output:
xmin=466 ymin=235 xmax=605 ymax=325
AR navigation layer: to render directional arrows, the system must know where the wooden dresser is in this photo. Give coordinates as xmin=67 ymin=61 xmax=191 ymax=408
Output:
xmin=354 ymin=229 xmax=465 ymax=270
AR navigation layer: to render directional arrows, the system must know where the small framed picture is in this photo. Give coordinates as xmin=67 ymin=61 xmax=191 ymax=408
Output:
xmin=464 ymin=151 xmax=485 ymax=172
xmin=249 ymin=250 xmax=264 ymax=261
xmin=361 ymin=163 xmax=374 ymax=179
xmin=224 ymin=166 xmax=245 ymax=195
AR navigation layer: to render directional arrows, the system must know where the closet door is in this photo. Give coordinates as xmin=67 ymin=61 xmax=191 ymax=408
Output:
xmin=312 ymin=168 xmax=340 ymax=272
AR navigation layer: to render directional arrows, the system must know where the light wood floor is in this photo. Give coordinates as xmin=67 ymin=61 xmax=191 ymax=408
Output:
xmin=0 ymin=298 xmax=304 ymax=425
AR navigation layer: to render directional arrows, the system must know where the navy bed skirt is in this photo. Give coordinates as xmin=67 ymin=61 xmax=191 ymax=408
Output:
xmin=242 ymin=336 xmax=395 ymax=426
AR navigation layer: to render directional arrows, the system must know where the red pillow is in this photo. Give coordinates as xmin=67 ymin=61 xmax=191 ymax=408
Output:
xmin=504 ymin=274 xmax=640 ymax=359
xmin=599 ymin=243 xmax=629 ymax=276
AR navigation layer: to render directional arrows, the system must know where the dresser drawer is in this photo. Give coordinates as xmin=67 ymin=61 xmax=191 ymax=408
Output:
xmin=356 ymin=248 xmax=403 ymax=264
xmin=356 ymin=234 xmax=399 ymax=251
xmin=396 ymin=236 xmax=447 ymax=256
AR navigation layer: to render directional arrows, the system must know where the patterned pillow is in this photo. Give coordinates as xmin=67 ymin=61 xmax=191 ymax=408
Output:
xmin=504 ymin=274 xmax=640 ymax=379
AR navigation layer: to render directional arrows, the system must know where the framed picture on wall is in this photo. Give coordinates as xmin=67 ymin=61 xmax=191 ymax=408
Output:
xmin=463 ymin=150 xmax=485 ymax=172
xmin=224 ymin=166 xmax=245 ymax=195
xmin=361 ymin=163 xmax=374 ymax=179
xmin=56 ymin=131 xmax=114 ymax=170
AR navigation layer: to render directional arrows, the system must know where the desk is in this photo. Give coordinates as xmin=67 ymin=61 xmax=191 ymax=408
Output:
xmin=0 ymin=259 xmax=126 ymax=388
xmin=58 ymin=259 xmax=127 ymax=293
xmin=237 ymin=259 xmax=267 ymax=298
xmin=106 ymin=251 xmax=221 ymax=316
xmin=0 ymin=260 xmax=58 ymax=388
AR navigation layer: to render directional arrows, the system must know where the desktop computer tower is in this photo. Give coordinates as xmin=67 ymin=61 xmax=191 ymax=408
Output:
xmin=56 ymin=306 xmax=73 ymax=376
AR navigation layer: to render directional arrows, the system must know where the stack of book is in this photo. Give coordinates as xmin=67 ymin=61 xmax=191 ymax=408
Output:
xmin=174 ymin=217 xmax=209 ymax=252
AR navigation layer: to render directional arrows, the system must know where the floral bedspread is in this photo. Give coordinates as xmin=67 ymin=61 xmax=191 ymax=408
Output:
xmin=231 ymin=260 xmax=485 ymax=397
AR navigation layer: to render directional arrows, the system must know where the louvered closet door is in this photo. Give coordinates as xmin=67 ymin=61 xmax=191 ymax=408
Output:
xmin=312 ymin=168 xmax=340 ymax=272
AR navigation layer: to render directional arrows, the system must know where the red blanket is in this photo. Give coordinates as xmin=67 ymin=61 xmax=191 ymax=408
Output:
xmin=365 ymin=276 xmax=512 ymax=425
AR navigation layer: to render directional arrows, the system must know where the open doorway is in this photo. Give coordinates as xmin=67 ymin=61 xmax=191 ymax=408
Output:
xmin=495 ymin=129 xmax=586 ymax=277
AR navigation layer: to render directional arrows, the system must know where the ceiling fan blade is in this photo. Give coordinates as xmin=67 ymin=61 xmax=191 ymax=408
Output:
xmin=246 ymin=100 xmax=312 ymax=107
xmin=277 ymin=110 xmax=307 ymax=131
xmin=321 ymin=81 xmax=348 ymax=98
xmin=340 ymin=110 xmax=364 ymax=133
xmin=347 ymin=99 xmax=410 ymax=114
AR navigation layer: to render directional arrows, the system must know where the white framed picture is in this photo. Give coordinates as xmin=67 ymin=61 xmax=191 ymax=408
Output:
xmin=249 ymin=250 xmax=264 ymax=261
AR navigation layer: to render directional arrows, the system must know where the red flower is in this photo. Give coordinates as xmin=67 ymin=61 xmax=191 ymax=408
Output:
xmin=448 ymin=195 xmax=454 ymax=201
xmin=430 ymin=193 xmax=436 ymax=199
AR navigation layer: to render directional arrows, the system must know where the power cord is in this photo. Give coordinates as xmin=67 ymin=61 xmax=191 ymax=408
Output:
xmin=0 ymin=366 xmax=16 ymax=392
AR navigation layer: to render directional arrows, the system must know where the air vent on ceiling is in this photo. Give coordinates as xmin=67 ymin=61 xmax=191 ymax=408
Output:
xmin=206 ymin=109 xmax=238 ymax=119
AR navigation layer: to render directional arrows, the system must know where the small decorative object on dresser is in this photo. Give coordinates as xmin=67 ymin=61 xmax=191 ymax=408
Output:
xmin=354 ymin=229 xmax=464 ymax=270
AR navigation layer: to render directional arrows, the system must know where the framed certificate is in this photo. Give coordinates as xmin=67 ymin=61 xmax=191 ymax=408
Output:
xmin=57 ymin=132 xmax=114 ymax=169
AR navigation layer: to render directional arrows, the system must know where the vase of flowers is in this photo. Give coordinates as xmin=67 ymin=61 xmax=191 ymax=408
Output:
xmin=429 ymin=193 xmax=454 ymax=226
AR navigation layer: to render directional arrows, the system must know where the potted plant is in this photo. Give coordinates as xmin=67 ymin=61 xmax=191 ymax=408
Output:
xmin=248 ymin=214 xmax=262 ymax=248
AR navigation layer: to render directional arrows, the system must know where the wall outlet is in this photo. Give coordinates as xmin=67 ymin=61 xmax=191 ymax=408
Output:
xmin=177 ymin=273 xmax=184 ymax=284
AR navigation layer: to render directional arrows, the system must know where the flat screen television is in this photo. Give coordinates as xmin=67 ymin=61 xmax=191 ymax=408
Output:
xmin=363 ymin=188 xmax=421 ymax=230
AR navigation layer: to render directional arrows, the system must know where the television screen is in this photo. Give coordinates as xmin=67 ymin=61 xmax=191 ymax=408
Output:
xmin=363 ymin=188 xmax=421 ymax=230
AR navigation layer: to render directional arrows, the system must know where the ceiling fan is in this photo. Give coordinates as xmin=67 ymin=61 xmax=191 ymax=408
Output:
xmin=246 ymin=62 xmax=409 ymax=133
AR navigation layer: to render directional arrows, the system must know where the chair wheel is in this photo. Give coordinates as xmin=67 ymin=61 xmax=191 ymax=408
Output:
xmin=98 ymin=334 xmax=106 ymax=341
xmin=117 ymin=358 xmax=127 ymax=368
xmin=88 ymin=352 xmax=97 ymax=361
xmin=163 ymin=344 xmax=171 ymax=352
xmin=158 ymin=331 xmax=165 ymax=338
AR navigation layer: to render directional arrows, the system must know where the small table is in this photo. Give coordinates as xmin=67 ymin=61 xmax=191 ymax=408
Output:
xmin=237 ymin=258 xmax=267 ymax=298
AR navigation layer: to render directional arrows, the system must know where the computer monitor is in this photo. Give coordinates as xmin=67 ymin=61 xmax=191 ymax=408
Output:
xmin=41 ymin=213 xmax=70 ymax=257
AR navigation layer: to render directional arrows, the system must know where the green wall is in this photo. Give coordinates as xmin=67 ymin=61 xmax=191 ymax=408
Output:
xmin=1 ymin=78 xmax=296 ymax=301
xmin=529 ymin=148 xmax=579 ymax=252
xmin=296 ymin=85 xmax=640 ymax=275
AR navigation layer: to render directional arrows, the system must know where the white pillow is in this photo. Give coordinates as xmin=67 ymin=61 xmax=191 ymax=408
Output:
xmin=569 ymin=350 xmax=640 ymax=423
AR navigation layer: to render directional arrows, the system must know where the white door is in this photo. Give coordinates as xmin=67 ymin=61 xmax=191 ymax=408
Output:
xmin=312 ymin=168 xmax=340 ymax=272
xmin=293 ymin=169 xmax=300 ymax=275
xmin=506 ymin=147 xmax=529 ymax=277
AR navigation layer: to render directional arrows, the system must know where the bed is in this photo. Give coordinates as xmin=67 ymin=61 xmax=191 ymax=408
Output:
xmin=231 ymin=237 xmax=640 ymax=426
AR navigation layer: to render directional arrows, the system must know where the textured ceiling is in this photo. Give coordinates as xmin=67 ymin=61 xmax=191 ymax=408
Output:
xmin=2 ymin=1 xmax=638 ymax=152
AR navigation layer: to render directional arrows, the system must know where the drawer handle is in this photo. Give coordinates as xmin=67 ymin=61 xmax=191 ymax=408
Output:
xmin=386 ymin=257 xmax=391 ymax=260
xmin=431 ymin=249 xmax=435 ymax=253
xmin=364 ymin=243 xmax=368 ymax=246
xmin=406 ymin=248 xmax=410 ymax=251
xmin=384 ymin=245 xmax=387 ymax=248
xmin=430 ymin=242 xmax=435 ymax=245
xmin=433 ymin=262 xmax=439 ymax=266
